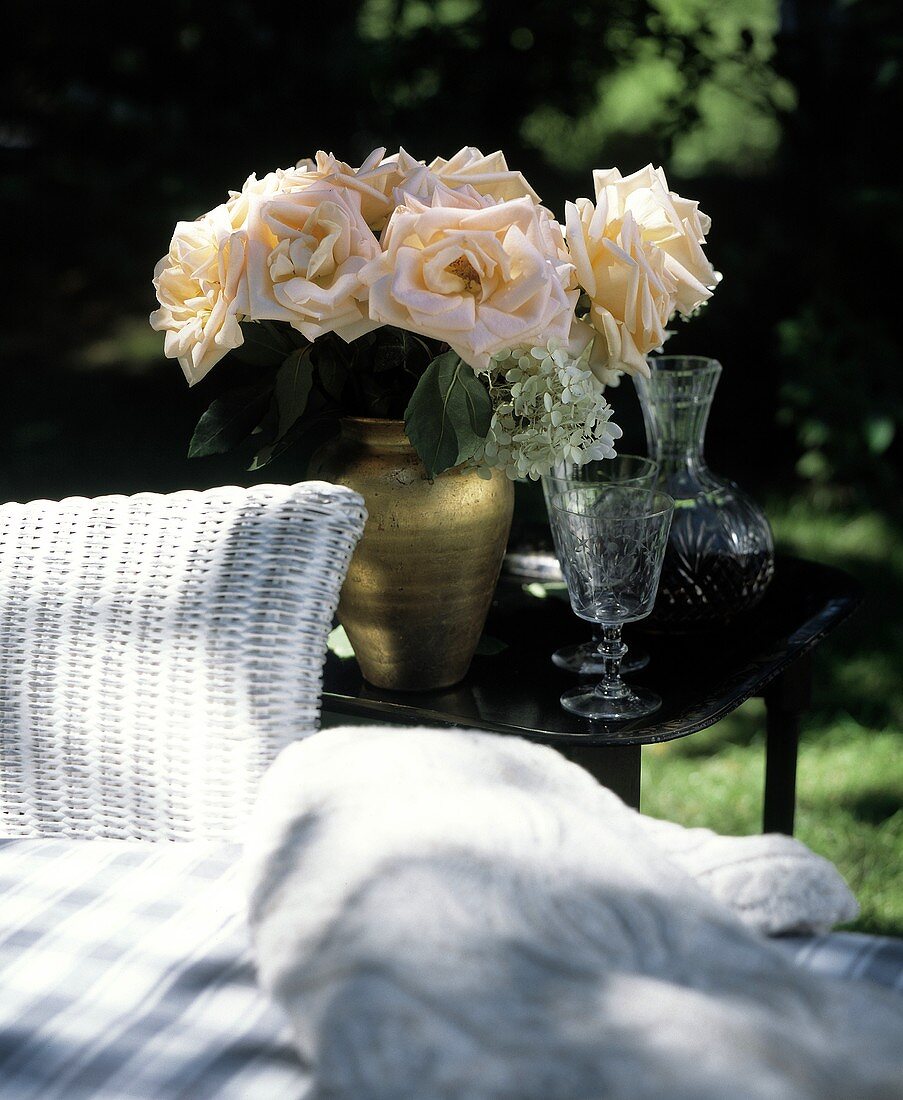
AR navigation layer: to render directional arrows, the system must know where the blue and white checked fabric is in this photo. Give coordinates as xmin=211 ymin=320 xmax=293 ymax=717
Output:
xmin=2 ymin=836 xmax=902 ymax=1099
xmin=0 ymin=838 xmax=307 ymax=1100
xmin=771 ymin=930 xmax=903 ymax=993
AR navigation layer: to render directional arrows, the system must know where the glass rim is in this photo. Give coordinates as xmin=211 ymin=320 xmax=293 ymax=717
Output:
xmin=643 ymin=354 xmax=722 ymax=378
xmin=543 ymin=453 xmax=658 ymax=481
xmin=548 ymin=485 xmax=674 ymax=519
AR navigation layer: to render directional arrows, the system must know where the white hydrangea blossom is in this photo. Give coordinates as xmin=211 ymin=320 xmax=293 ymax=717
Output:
xmin=467 ymin=339 xmax=623 ymax=481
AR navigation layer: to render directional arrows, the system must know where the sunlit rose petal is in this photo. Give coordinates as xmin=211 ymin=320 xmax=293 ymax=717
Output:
xmin=150 ymin=204 xmax=248 ymax=385
xmin=241 ymin=183 xmax=382 ymax=343
xmin=564 ymin=166 xmax=718 ymax=379
xmin=360 ymin=191 xmax=576 ymax=371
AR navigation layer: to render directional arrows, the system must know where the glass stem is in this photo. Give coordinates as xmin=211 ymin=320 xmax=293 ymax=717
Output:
xmin=591 ymin=624 xmax=629 ymax=700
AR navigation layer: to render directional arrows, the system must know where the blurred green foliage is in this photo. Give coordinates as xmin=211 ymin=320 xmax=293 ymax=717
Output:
xmin=521 ymin=0 xmax=796 ymax=177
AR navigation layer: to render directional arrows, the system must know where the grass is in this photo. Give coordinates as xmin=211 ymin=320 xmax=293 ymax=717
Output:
xmin=640 ymin=497 xmax=903 ymax=936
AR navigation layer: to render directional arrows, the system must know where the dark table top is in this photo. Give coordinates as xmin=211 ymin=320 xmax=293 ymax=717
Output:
xmin=321 ymin=555 xmax=864 ymax=747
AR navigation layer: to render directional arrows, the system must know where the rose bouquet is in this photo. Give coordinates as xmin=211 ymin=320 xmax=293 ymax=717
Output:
xmin=150 ymin=147 xmax=719 ymax=479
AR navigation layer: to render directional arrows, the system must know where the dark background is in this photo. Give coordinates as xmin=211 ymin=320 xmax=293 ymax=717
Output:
xmin=3 ymin=0 xmax=901 ymax=510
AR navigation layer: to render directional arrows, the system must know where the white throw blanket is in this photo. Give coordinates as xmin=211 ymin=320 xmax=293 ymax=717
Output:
xmin=242 ymin=725 xmax=903 ymax=1099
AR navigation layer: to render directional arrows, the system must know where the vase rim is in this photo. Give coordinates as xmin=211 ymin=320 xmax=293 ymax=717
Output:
xmin=340 ymin=416 xmax=405 ymax=426
xmin=645 ymin=355 xmax=722 ymax=377
xmin=338 ymin=416 xmax=412 ymax=448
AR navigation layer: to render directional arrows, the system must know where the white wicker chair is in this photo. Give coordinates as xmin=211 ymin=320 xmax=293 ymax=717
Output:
xmin=0 ymin=480 xmax=367 ymax=842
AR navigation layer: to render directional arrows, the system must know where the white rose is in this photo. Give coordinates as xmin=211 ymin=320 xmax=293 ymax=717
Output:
xmin=240 ymin=183 xmax=382 ymax=343
xmin=392 ymin=146 xmax=541 ymax=206
xmin=359 ymin=189 xmax=577 ymax=372
xmin=593 ymin=165 xmax=720 ymax=316
xmin=150 ymin=203 xmax=247 ymax=385
xmin=565 ymin=318 xmax=624 ymax=388
xmin=224 ymin=164 xmax=316 ymax=229
xmin=565 ymin=197 xmax=675 ymax=378
xmin=289 ymin=148 xmax=401 ymax=231
xmin=564 ymin=165 xmax=719 ymax=378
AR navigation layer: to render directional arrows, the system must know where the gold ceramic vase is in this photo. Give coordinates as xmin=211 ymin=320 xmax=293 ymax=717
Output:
xmin=309 ymin=417 xmax=515 ymax=691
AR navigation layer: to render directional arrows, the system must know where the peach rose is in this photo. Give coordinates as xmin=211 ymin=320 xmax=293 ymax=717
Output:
xmin=222 ymin=149 xmax=400 ymax=233
xmin=593 ymin=165 xmax=719 ymax=317
xmin=150 ymin=203 xmax=247 ymax=385
xmin=564 ymin=165 xmax=719 ymax=378
xmin=224 ymin=164 xmax=316 ymax=229
xmin=565 ymin=197 xmax=675 ymax=378
xmin=240 ymin=183 xmax=382 ymax=343
xmin=289 ymin=148 xmax=401 ymax=231
xmin=565 ymin=317 xmax=625 ymax=388
xmin=392 ymin=146 xmax=541 ymax=206
xmin=359 ymin=188 xmax=577 ymax=371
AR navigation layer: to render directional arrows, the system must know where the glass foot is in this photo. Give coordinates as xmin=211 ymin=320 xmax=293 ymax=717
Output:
xmin=552 ymin=640 xmax=650 ymax=676
xmin=560 ymin=682 xmax=662 ymax=722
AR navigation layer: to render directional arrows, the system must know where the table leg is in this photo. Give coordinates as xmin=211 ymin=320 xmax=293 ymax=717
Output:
xmin=763 ymin=653 xmax=813 ymax=835
xmin=554 ymin=744 xmax=642 ymax=810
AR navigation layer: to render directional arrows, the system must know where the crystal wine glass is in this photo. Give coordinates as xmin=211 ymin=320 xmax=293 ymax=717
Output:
xmin=541 ymin=455 xmax=658 ymax=676
xmin=547 ymin=485 xmax=674 ymax=721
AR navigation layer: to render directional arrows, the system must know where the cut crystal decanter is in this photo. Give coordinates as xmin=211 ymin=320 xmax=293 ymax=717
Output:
xmin=634 ymin=355 xmax=775 ymax=632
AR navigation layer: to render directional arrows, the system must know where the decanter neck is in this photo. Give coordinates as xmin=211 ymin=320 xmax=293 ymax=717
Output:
xmin=634 ymin=357 xmax=722 ymax=477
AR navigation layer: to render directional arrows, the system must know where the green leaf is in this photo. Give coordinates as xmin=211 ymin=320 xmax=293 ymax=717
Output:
xmin=250 ymin=395 xmax=279 ymax=440
xmin=250 ymin=406 xmax=340 ymax=473
xmin=274 ymin=347 xmax=314 ymax=439
xmin=522 ymin=581 xmax=568 ymax=600
xmin=247 ymin=438 xmax=285 ymax=471
xmin=326 ymin=624 xmax=356 ymax=659
xmin=373 ymin=326 xmax=428 ymax=373
xmin=317 ymin=354 xmax=349 ymax=402
xmin=187 ymin=385 xmax=272 ymax=458
xmin=474 ymin=634 xmax=509 ymax=656
xmin=523 ymin=582 xmax=549 ymax=599
xmin=403 ymin=351 xmax=493 ymax=477
xmin=249 ymin=440 xmax=300 ymax=471
xmin=231 ymin=320 xmax=299 ymax=367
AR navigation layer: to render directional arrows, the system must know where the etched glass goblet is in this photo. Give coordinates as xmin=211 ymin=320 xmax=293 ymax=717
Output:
xmin=547 ymin=486 xmax=674 ymax=721
xmin=542 ymin=455 xmax=658 ymax=676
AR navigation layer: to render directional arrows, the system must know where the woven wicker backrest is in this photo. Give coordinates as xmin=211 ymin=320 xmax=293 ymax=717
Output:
xmin=0 ymin=480 xmax=366 ymax=841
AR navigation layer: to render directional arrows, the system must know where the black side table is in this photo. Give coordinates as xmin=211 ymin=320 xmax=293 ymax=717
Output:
xmin=321 ymin=555 xmax=863 ymax=835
